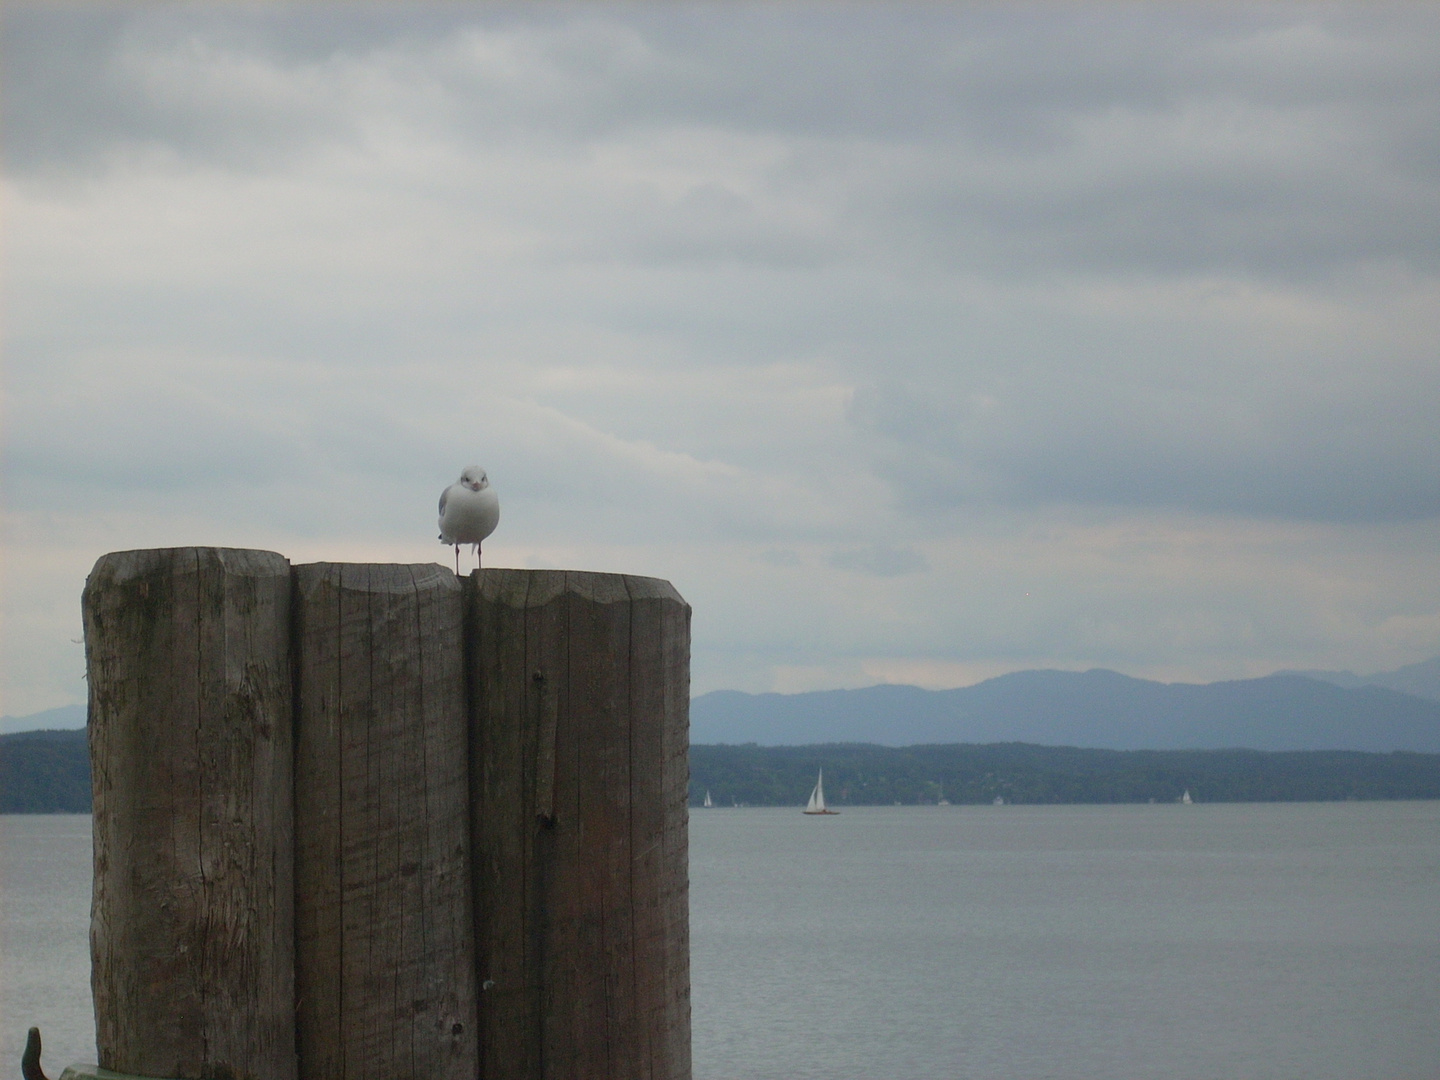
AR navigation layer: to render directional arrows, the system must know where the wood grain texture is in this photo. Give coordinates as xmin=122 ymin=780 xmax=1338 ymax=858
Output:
xmin=468 ymin=569 xmax=691 ymax=1080
xmin=293 ymin=563 xmax=478 ymax=1080
xmin=83 ymin=547 xmax=296 ymax=1080
xmin=627 ymin=576 xmax=693 ymax=1080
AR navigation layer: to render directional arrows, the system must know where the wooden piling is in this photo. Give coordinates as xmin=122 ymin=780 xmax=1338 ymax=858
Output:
xmin=82 ymin=552 xmax=690 ymax=1080
xmin=292 ymin=563 xmax=478 ymax=1080
xmin=468 ymin=569 xmax=692 ymax=1080
xmin=83 ymin=547 xmax=296 ymax=1080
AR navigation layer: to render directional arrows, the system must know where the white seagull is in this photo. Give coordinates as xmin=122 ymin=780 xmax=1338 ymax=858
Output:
xmin=439 ymin=465 xmax=499 ymax=573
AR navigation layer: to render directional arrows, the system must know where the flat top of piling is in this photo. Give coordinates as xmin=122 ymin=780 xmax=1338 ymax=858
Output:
xmin=471 ymin=567 xmax=686 ymax=607
xmin=85 ymin=550 xmax=686 ymax=606
xmin=86 ymin=547 xmax=291 ymax=589
xmin=292 ymin=561 xmax=460 ymax=595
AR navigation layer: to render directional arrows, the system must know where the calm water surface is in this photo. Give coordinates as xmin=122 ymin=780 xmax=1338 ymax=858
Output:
xmin=4 ymin=803 xmax=1438 ymax=1079
xmin=688 ymin=802 xmax=1440 ymax=1080
xmin=0 ymin=815 xmax=93 ymax=1075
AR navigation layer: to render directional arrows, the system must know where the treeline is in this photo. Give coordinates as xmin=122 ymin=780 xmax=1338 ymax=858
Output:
xmin=689 ymin=741 xmax=1440 ymax=806
xmin=7 ymin=729 xmax=1440 ymax=813
xmin=1 ymin=729 xmax=90 ymax=812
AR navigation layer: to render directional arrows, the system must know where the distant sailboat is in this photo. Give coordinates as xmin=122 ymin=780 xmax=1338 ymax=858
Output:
xmin=803 ymin=768 xmax=839 ymax=815
xmin=993 ymin=795 xmax=1005 ymax=806
xmin=1181 ymin=789 xmax=1193 ymax=805
xmin=703 ymin=790 xmax=714 ymax=808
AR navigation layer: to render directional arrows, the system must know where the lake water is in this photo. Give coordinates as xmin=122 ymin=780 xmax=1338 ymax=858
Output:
xmin=4 ymin=803 xmax=1439 ymax=1079
xmin=1 ymin=815 xmax=93 ymax=1076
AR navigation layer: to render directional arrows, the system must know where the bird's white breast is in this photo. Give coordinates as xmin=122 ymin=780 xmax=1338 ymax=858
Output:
xmin=439 ymin=485 xmax=500 ymax=544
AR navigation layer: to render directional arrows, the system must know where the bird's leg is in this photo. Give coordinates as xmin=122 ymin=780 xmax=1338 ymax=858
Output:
xmin=454 ymin=545 xmax=460 ymax=575
xmin=475 ymin=542 xmax=482 ymax=570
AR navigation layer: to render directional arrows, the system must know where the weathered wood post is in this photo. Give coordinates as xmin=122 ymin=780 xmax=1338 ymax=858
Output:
xmin=79 ymin=553 xmax=689 ymax=1080
xmin=83 ymin=548 xmax=296 ymax=1080
xmin=468 ymin=570 xmax=692 ymax=1080
xmin=292 ymin=563 xmax=478 ymax=1080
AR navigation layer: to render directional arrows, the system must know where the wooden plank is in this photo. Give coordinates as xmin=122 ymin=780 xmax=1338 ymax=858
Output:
xmin=293 ymin=564 xmax=345 ymax=1080
xmin=626 ymin=575 xmax=693 ymax=1080
xmin=293 ymin=563 xmax=477 ymax=1080
xmin=468 ymin=568 xmax=539 ymax=1080
xmin=410 ymin=565 xmax=480 ymax=1080
xmin=656 ymin=582 xmax=693 ymax=1080
xmin=567 ymin=572 xmax=635 ymax=1080
xmin=468 ymin=569 xmax=690 ymax=1080
xmin=83 ymin=547 xmax=296 ymax=1080
xmin=522 ymin=572 xmax=571 ymax=1080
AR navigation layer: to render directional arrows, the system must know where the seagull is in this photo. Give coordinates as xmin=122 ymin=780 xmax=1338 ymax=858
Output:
xmin=439 ymin=465 xmax=499 ymax=574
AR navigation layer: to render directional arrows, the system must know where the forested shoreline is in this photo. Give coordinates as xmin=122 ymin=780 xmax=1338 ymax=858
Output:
xmin=690 ymin=741 xmax=1440 ymax=807
xmin=0 ymin=729 xmax=91 ymax=812
xmin=5 ymin=728 xmax=1440 ymax=812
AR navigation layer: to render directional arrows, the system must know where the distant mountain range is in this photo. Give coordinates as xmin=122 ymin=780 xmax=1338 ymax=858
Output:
xmin=692 ymin=666 xmax=1440 ymax=752
xmin=1274 ymin=656 xmax=1440 ymax=701
xmin=0 ymin=703 xmax=86 ymax=737
xmin=7 ymin=657 xmax=1440 ymax=751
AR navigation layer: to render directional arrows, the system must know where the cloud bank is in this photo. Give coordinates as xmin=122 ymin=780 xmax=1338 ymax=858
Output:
xmin=3 ymin=4 xmax=1438 ymax=713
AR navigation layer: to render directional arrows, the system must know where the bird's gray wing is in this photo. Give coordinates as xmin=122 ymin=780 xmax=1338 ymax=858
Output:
xmin=438 ymin=487 xmax=449 ymax=516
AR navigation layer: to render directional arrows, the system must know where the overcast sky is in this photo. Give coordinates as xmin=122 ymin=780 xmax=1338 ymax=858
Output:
xmin=4 ymin=3 xmax=1439 ymax=716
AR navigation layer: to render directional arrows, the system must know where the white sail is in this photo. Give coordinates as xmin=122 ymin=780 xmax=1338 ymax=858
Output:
xmin=703 ymin=790 xmax=713 ymax=808
xmin=805 ymin=768 xmax=828 ymax=813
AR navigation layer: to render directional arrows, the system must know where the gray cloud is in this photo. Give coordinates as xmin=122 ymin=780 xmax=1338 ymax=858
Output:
xmin=4 ymin=4 xmax=1440 ymax=712
xmin=830 ymin=544 xmax=929 ymax=578
xmin=854 ymin=357 xmax=1440 ymax=523
xmin=8 ymin=7 xmax=1438 ymax=278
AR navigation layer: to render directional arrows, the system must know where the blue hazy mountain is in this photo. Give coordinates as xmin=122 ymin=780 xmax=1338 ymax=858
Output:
xmin=0 ymin=703 xmax=86 ymax=736
xmin=691 ymin=670 xmax=1440 ymax=751
xmin=1275 ymin=656 xmax=1440 ymax=702
xmin=7 ymin=657 xmax=1440 ymax=749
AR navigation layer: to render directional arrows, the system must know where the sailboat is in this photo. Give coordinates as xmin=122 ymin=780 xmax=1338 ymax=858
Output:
xmin=803 ymin=768 xmax=839 ymax=815
xmin=1181 ymin=789 xmax=1193 ymax=805
xmin=703 ymin=790 xmax=714 ymax=808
